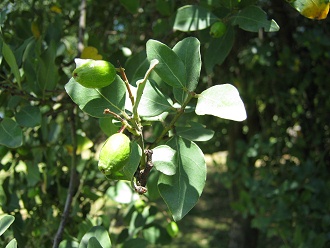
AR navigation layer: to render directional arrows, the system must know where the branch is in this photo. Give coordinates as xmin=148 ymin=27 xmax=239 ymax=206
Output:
xmin=53 ymin=107 xmax=79 ymax=248
xmin=77 ymin=0 xmax=86 ymax=56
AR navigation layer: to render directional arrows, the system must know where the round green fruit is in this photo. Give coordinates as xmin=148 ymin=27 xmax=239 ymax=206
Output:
xmin=166 ymin=221 xmax=179 ymax=238
xmin=210 ymin=21 xmax=227 ymax=38
xmin=98 ymin=133 xmax=131 ymax=175
xmin=72 ymin=59 xmax=116 ymax=88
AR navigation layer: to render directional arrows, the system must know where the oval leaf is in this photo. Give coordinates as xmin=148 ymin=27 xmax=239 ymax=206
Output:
xmin=173 ymin=37 xmax=201 ymax=103
xmin=152 ymin=145 xmax=177 ymax=175
xmin=15 ymin=105 xmax=41 ymax=127
xmin=173 ymin=5 xmax=218 ymax=31
xmin=0 ymin=118 xmax=23 ymax=148
xmin=146 ymin=39 xmax=186 ymax=88
xmin=195 ymin=84 xmax=247 ymax=121
xmin=176 ymin=122 xmax=214 ymax=142
xmin=231 ymin=6 xmax=279 ymax=32
xmin=138 ymin=80 xmax=173 ymax=117
xmin=158 ymin=136 xmax=206 ymax=221
xmin=204 ymin=26 xmax=235 ymax=74
xmin=0 ymin=215 xmax=15 ymax=236
xmin=79 ymin=226 xmax=111 ymax=248
xmin=289 ymin=0 xmax=329 ymax=20
xmin=65 ymin=75 xmax=126 ymax=118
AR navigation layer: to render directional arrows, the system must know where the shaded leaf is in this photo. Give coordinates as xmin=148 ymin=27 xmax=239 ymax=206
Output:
xmin=1 ymin=40 xmax=21 ymax=87
xmin=231 ymin=5 xmax=279 ymax=32
xmin=158 ymin=136 xmax=206 ymax=221
xmin=173 ymin=5 xmax=218 ymax=31
xmin=65 ymin=75 xmax=126 ymax=118
xmin=146 ymin=39 xmax=186 ymax=88
xmin=0 ymin=118 xmax=23 ymax=148
xmin=15 ymin=105 xmax=41 ymax=128
xmin=176 ymin=122 xmax=214 ymax=141
xmin=152 ymin=145 xmax=177 ymax=175
xmin=119 ymin=0 xmax=139 ymax=14
xmin=204 ymin=25 xmax=235 ymax=74
xmin=173 ymin=37 xmax=201 ymax=103
xmin=195 ymin=84 xmax=247 ymax=121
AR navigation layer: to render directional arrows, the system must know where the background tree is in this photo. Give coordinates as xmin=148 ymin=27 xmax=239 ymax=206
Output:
xmin=1 ymin=0 xmax=329 ymax=247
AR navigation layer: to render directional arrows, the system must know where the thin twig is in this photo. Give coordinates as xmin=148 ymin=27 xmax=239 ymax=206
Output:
xmin=53 ymin=108 xmax=79 ymax=248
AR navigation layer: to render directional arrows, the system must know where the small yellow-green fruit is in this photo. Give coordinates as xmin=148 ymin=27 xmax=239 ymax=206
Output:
xmin=210 ymin=21 xmax=227 ymax=38
xmin=166 ymin=221 xmax=179 ymax=237
xmin=72 ymin=59 xmax=116 ymax=88
xmin=98 ymin=133 xmax=131 ymax=175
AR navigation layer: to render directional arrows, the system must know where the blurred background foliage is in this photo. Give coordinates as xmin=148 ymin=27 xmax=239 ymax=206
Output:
xmin=0 ymin=0 xmax=330 ymax=247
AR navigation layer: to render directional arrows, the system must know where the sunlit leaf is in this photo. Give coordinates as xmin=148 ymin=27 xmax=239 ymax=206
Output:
xmin=172 ymin=37 xmax=201 ymax=103
xmin=79 ymin=226 xmax=111 ymax=248
xmin=158 ymin=136 xmax=206 ymax=221
xmin=138 ymin=80 xmax=173 ymax=117
xmin=0 ymin=215 xmax=15 ymax=236
xmin=195 ymin=84 xmax=247 ymax=121
xmin=146 ymin=40 xmax=186 ymax=88
xmin=1 ymin=41 xmax=21 ymax=87
xmin=152 ymin=145 xmax=177 ymax=175
xmin=81 ymin=46 xmax=103 ymax=60
xmin=65 ymin=76 xmax=126 ymax=118
xmin=173 ymin=5 xmax=218 ymax=31
xmin=288 ymin=0 xmax=329 ymax=20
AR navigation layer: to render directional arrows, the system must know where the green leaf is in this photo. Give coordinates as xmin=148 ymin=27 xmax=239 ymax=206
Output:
xmin=146 ymin=39 xmax=186 ymax=88
xmin=65 ymin=75 xmax=126 ymax=118
xmin=172 ymin=37 xmax=201 ymax=103
xmin=99 ymin=118 xmax=118 ymax=136
xmin=231 ymin=5 xmax=279 ymax=32
xmin=1 ymin=41 xmax=21 ymax=88
xmin=0 ymin=215 xmax=15 ymax=236
xmin=119 ymin=0 xmax=139 ymax=14
xmin=5 ymin=239 xmax=17 ymax=248
xmin=152 ymin=145 xmax=177 ymax=175
xmin=122 ymin=238 xmax=149 ymax=248
xmin=37 ymin=41 xmax=59 ymax=93
xmin=204 ymin=25 xmax=235 ymax=74
xmin=158 ymin=136 xmax=206 ymax=221
xmin=124 ymin=50 xmax=149 ymax=84
xmin=79 ymin=226 xmax=111 ymax=248
xmin=176 ymin=122 xmax=215 ymax=142
xmin=0 ymin=118 xmax=23 ymax=148
xmin=106 ymin=181 xmax=135 ymax=204
xmin=15 ymin=105 xmax=41 ymax=127
xmin=87 ymin=237 xmax=102 ymax=248
xmin=59 ymin=240 xmax=79 ymax=248
xmin=138 ymin=80 xmax=173 ymax=117
xmin=195 ymin=84 xmax=247 ymax=121
xmin=173 ymin=5 xmax=218 ymax=31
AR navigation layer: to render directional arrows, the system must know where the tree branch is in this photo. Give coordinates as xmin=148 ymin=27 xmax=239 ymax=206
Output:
xmin=53 ymin=107 xmax=79 ymax=248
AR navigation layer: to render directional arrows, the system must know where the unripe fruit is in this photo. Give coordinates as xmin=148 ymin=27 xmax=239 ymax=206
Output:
xmin=210 ymin=21 xmax=227 ymax=38
xmin=166 ymin=221 xmax=179 ymax=237
xmin=72 ymin=59 xmax=116 ymax=88
xmin=98 ymin=133 xmax=131 ymax=176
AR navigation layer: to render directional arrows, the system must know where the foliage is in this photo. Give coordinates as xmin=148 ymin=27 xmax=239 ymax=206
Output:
xmin=0 ymin=0 xmax=329 ymax=247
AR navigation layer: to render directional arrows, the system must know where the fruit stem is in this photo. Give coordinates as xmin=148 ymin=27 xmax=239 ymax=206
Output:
xmin=118 ymin=63 xmax=135 ymax=107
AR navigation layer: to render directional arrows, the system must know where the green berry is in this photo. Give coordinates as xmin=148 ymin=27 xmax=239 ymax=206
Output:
xmin=98 ymin=133 xmax=131 ymax=176
xmin=72 ymin=59 xmax=116 ymax=88
xmin=210 ymin=21 xmax=227 ymax=38
xmin=166 ymin=221 xmax=179 ymax=237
